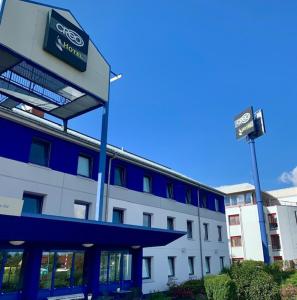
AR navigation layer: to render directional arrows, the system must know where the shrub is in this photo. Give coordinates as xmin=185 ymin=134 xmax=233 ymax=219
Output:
xmin=248 ymin=270 xmax=280 ymax=300
xmin=168 ymin=284 xmax=195 ymax=299
xmin=148 ymin=292 xmax=170 ymax=300
xmin=204 ymin=274 xmax=236 ymax=300
xmin=182 ymin=279 xmax=205 ymax=295
xmin=284 ymin=272 xmax=297 ymax=287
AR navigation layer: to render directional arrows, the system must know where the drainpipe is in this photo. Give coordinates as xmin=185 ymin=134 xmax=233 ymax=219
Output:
xmin=197 ymin=188 xmax=204 ymax=278
xmin=104 ymin=153 xmax=117 ymax=222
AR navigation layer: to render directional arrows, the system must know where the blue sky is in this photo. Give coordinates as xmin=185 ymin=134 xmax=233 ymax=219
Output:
xmin=37 ymin=0 xmax=297 ymax=190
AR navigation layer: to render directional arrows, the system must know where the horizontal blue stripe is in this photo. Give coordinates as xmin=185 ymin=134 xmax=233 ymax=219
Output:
xmin=0 ymin=116 xmax=225 ymax=213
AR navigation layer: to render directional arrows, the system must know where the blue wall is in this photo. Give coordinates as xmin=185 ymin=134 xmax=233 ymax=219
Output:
xmin=0 ymin=116 xmax=225 ymax=213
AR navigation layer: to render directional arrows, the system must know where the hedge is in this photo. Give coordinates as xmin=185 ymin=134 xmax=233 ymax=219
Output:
xmin=204 ymin=274 xmax=236 ymax=300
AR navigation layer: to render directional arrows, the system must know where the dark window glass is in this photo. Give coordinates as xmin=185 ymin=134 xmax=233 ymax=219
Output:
xmin=186 ymin=189 xmax=192 ymax=204
xmin=231 ymin=236 xmax=242 ymax=247
xmin=142 ymin=257 xmax=151 ymax=279
xmin=73 ymin=252 xmax=84 ymax=286
xmin=123 ymin=254 xmax=132 ymax=281
xmin=167 ymin=217 xmax=174 ymax=230
xmin=229 ymin=214 xmax=240 ymax=226
xmin=2 ymin=251 xmax=23 ymax=292
xmin=143 ymin=213 xmax=152 ymax=228
xmin=218 ymin=225 xmax=222 ymax=242
xmin=29 ymin=139 xmax=50 ymax=167
xmin=114 ymin=166 xmax=125 ymax=187
xmin=220 ymin=256 xmax=225 ymax=270
xmin=168 ymin=257 xmax=175 ymax=277
xmin=77 ymin=155 xmax=91 ymax=177
xmin=100 ymin=252 xmax=108 ymax=283
xmin=188 ymin=257 xmax=194 ymax=275
xmin=271 ymin=234 xmax=281 ymax=250
xmin=108 ymin=252 xmax=121 ymax=282
xmin=203 ymin=223 xmax=209 ymax=241
xmin=74 ymin=201 xmax=89 ymax=220
xmin=166 ymin=183 xmax=174 ymax=199
xmin=187 ymin=221 xmax=193 ymax=239
xmin=215 ymin=199 xmax=220 ymax=211
xmin=202 ymin=196 xmax=207 ymax=208
xmin=22 ymin=193 xmax=43 ymax=214
xmin=143 ymin=176 xmax=152 ymax=193
xmin=205 ymin=256 xmax=211 ymax=274
xmin=112 ymin=209 xmax=124 ymax=224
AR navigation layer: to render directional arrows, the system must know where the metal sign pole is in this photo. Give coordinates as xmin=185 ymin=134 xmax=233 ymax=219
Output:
xmin=247 ymin=136 xmax=270 ymax=264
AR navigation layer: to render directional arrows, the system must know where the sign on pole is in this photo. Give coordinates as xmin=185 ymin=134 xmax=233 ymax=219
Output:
xmin=234 ymin=107 xmax=255 ymax=139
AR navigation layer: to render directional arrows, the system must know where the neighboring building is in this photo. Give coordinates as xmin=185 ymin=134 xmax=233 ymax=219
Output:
xmin=0 ymin=107 xmax=230 ymax=297
xmin=218 ymin=183 xmax=297 ymax=263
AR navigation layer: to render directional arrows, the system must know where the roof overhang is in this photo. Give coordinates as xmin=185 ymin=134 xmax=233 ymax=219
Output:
xmin=0 ymin=214 xmax=185 ymax=249
xmin=0 ymin=0 xmax=110 ymax=120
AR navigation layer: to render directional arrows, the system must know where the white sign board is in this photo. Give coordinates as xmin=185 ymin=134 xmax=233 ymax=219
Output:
xmin=0 ymin=196 xmax=23 ymax=216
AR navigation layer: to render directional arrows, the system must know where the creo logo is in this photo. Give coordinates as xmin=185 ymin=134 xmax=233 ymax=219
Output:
xmin=56 ymin=23 xmax=84 ymax=47
xmin=235 ymin=112 xmax=251 ymax=127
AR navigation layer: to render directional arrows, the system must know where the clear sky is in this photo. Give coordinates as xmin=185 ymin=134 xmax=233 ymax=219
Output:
xmin=36 ymin=0 xmax=297 ymax=190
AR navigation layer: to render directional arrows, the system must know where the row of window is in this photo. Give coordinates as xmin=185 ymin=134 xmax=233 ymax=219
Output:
xmin=142 ymin=255 xmax=225 ymax=279
xmin=112 ymin=209 xmax=224 ymax=242
xmin=29 ymin=138 xmax=222 ymax=210
xmin=225 ymin=193 xmax=254 ymax=207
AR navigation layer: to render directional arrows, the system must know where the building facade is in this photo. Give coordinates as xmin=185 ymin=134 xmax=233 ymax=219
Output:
xmin=0 ymin=107 xmax=230 ymax=298
xmin=218 ymin=183 xmax=297 ymax=263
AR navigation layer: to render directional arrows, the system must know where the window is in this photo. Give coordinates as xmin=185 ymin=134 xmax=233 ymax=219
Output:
xmin=201 ymin=196 xmax=207 ymax=208
xmin=295 ymin=211 xmax=297 ymax=224
xmin=188 ymin=257 xmax=194 ymax=275
xmin=236 ymin=194 xmax=245 ymax=205
xmin=229 ymin=214 xmax=240 ymax=226
xmin=74 ymin=201 xmax=89 ymax=220
xmin=232 ymin=258 xmax=244 ymax=263
xmin=1 ymin=251 xmax=23 ymax=293
xmin=123 ymin=254 xmax=132 ymax=281
xmin=112 ymin=208 xmax=124 ymax=224
xmin=185 ymin=188 xmax=192 ymax=204
xmin=143 ymin=175 xmax=152 ymax=193
xmin=54 ymin=252 xmax=73 ymax=288
xmin=166 ymin=183 xmax=174 ymax=199
xmin=22 ymin=193 xmax=43 ymax=214
xmin=224 ymin=197 xmax=230 ymax=206
xmin=187 ymin=220 xmax=193 ymax=239
xmin=168 ymin=257 xmax=175 ymax=277
xmin=230 ymin=195 xmax=237 ymax=206
xmin=143 ymin=213 xmax=152 ymax=228
xmin=205 ymin=256 xmax=211 ymax=274
xmin=273 ymin=256 xmax=283 ymax=261
xmin=231 ymin=236 xmax=242 ymax=247
xmin=108 ymin=252 xmax=121 ymax=282
xmin=40 ymin=252 xmax=54 ymax=289
xmin=73 ymin=252 xmax=85 ymax=286
xmin=142 ymin=257 xmax=152 ymax=279
xmin=29 ymin=138 xmax=50 ymax=167
xmin=271 ymin=234 xmax=281 ymax=250
xmin=77 ymin=155 xmax=92 ymax=177
xmin=203 ymin=223 xmax=209 ymax=241
xmin=167 ymin=217 xmax=174 ymax=230
xmin=268 ymin=213 xmax=278 ymax=230
xmin=215 ymin=199 xmax=220 ymax=211
xmin=245 ymin=192 xmax=253 ymax=204
xmin=217 ymin=225 xmax=222 ymax=242
xmin=114 ymin=166 xmax=125 ymax=187
xmin=220 ymin=256 xmax=225 ymax=270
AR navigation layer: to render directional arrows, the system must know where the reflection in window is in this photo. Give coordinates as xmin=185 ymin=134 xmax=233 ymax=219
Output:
xmin=123 ymin=254 xmax=132 ymax=281
xmin=22 ymin=193 xmax=43 ymax=214
xmin=40 ymin=252 xmax=55 ymax=289
xmin=168 ymin=257 xmax=175 ymax=277
xmin=245 ymin=193 xmax=253 ymax=204
xmin=143 ymin=176 xmax=152 ymax=193
xmin=29 ymin=138 xmax=50 ymax=167
xmin=54 ymin=252 xmax=73 ymax=288
xmin=114 ymin=166 xmax=125 ymax=187
xmin=74 ymin=201 xmax=89 ymax=220
xmin=2 ymin=251 xmax=23 ymax=293
xmin=166 ymin=183 xmax=174 ymax=199
xmin=77 ymin=155 xmax=91 ymax=177
xmin=73 ymin=253 xmax=84 ymax=286
xmin=142 ymin=257 xmax=151 ymax=279
xmin=100 ymin=252 xmax=108 ymax=283
xmin=230 ymin=196 xmax=237 ymax=206
xmin=237 ymin=194 xmax=245 ymax=205
xmin=109 ymin=253 xmax=121 ymax=282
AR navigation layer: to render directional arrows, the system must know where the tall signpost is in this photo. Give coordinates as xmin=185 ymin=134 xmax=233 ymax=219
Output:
xmin=234 ymin=107 xmax=270 ymax=264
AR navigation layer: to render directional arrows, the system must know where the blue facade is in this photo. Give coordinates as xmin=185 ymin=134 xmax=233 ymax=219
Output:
xmin=0 ymin=116 xmax=225 ymax=213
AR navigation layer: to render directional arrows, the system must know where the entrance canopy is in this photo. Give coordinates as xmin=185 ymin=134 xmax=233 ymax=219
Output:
xmin=0 ymin=0 xmax=110 ymax=120
xmin=0 ymin=214 xmax=185 ymax=248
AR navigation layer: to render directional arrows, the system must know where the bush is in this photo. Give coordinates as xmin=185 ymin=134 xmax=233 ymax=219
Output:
xmin=248 ymin=270 xmax=280 ymax=300
xmin=284 ymin=272 xmax=297 ymax=287
xmin=168 ymin=284 xmax=195 ymax=299
xmin=281 ymin=284 xmax=297 ymax=300
xmin=147 ymin=292 xmax=170 ymax=300
xmin=228 ymin=260 xmax=264 ymax=299
xmin=204 ymin=274 xmax=236 ymax=300
xmin=182 ymin=279 xmax=205 ymax=295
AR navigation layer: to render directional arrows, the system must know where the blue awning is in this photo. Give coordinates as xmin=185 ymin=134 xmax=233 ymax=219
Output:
xmin=0 ymin=214 xmax=185 ymax=248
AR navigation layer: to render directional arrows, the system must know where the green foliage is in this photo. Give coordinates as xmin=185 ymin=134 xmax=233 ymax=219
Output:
xmin=284 ymin=272 xmax=297 ymax=287
xmin=182 ymin=279 xmax=205 ymax=296
xmin=147 ymin=292 xmax=170 ymax=300
xmin=204 ymin=274 xmax=236 ymax=300
xmin=248 ymin=270 xmax=280 ymax=300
